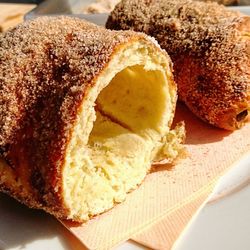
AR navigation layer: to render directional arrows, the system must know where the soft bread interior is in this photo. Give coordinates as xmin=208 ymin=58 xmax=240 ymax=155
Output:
xmin=63 ymin=40 xmax=178 ymax=221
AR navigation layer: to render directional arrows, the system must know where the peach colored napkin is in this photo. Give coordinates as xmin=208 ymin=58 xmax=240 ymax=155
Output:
xmin=63 ymin=103 xmax=250 ymax=250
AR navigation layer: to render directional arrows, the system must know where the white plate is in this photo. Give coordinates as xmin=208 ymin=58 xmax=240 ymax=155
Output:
xmin=172 ymin=153 xmax=250 ymax=250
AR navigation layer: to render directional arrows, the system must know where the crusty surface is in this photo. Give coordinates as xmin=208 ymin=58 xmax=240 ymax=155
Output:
xmin=107 ymin=0 xmax=250 ymax=130
xmin=0 ymin=16 xmax=157 ymax=218
xmin=196 ymin=0 xmax=239 ymax=5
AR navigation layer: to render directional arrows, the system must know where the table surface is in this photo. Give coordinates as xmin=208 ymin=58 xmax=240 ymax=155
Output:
xmin=0 ymin=3 xmax=35 ymax=32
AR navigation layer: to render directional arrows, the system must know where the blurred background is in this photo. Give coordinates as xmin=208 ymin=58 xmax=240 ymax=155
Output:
xmin=0 ymin=0 xmax=250 ymax=32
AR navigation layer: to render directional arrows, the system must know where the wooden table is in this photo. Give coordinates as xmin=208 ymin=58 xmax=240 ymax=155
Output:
xmin=0 ymin=4 xmax=35 ymax=32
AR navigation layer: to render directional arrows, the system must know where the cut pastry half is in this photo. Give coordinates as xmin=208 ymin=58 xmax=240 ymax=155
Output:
xmin=0 ymin=17 xmax=184 ymax=221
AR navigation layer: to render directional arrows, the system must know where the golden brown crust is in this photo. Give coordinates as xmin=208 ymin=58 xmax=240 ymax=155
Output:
xmin=106 ymin=0 xmax=250 ymax=130
xmin=196 ymin=0 xmax=239 ymax=5
xmin=0 ymin=16 xmax=168 ymax=219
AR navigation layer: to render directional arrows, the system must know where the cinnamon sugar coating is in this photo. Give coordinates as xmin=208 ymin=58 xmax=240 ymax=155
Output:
xmin=197 ymin=0 xmax=238 ymax=5
xmin=0 ymin=16 xmax=150 ymax=217
xmin=0 ymin=16 xmax=139 ymax=148
xmin=107 ymin=0 xmax=250 ymax=130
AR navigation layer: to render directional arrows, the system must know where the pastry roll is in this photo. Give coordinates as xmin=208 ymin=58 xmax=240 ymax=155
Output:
xmin=107 ymin=0 xmax=250 ymax=130
xmin=0 ymin=17 xmax=184 ymax=221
